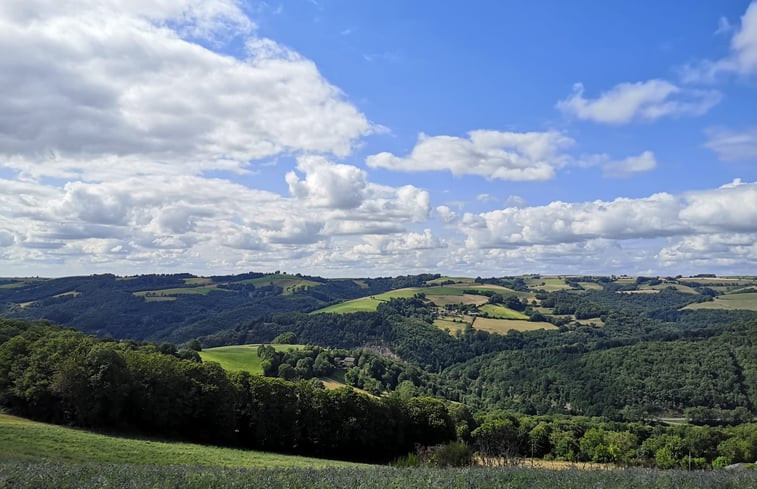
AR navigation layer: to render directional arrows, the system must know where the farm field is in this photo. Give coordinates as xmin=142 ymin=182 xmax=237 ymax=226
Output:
xmin=682 ymin=292 xmax=757 ymax=312
xmin=472 ymin=317 xmax=557 ymax=334
xmin=200 ymin=344 xmax=307 ymax=375
xmin=427 ymin=293 xmax=488 ymax=307
xmin=0 ymin=414 xmax=359 ymax=469
xmin=478 ymin=304 xmax=529 ymax=319
xmin=314 ymin=283 xmax=528 ymax=314
xmin=1 ymin=459 xmax=752 ymax=489
xmin=433 ymin=316 xmax=469 ymax=334
xmin=526 ymin=277 xmax=572 ymax=291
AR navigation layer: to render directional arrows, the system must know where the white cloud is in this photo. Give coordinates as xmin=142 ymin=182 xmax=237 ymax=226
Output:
xmin=459 ymin=180 xmax=757 ymax=248
xmin=0 ymin=0 xmax=371 ymax=181
xmin=286 ymin=155 xmax=368 ymax=209
xmin=681 ymin=2 xmax=757 ymax=82
xmin=366 ymin=130 xmax=574 ymax=181
xmin=557 ymin=80 xmax=721 ymax=124
xmin=601 ymin=151 xmax=657 ymax=178
xmin=705 ymin=127 xmax=757 ymax=161
xmin=436 ymin=206 xmax=458 ymax=224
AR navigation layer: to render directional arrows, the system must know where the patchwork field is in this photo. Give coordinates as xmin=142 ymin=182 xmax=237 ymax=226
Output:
xmin=472 ymin=317 xmax=557 ymax=334
xmin=0 ymin=414 xmax=359 ymax=468
xmin=682 ymin=292 xmax=757 ymax=312
xmin=315 ymin=282 xmax=537 ymax=315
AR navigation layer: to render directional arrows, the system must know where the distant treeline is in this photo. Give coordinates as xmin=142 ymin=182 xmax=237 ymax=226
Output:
xmin=0 ymin=318 xmax=454 ymax=462
xmin=0 ymin=273 xmax=441 ymax=344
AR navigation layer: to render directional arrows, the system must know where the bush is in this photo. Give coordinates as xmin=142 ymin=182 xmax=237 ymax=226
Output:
xmin=424 ymin=442 xmax=472 ymax=467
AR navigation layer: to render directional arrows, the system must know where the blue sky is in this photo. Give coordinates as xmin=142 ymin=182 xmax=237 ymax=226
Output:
xmin=0 ymin=0 xmax=756 ymax=277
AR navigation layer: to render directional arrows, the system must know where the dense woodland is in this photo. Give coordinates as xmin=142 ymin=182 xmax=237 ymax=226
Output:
xmin=1 ymin=272 xmax=756 ymax=468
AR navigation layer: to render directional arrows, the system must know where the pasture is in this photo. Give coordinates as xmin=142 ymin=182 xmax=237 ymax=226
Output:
xmin=200 ymin=344 xmax=307 ymax=375
xmin=236 ymin=274 xmax=321 ymax=294
xmin=0 ymin=414 xmax=359 ymax=469
xmin=478 ymin=304 xmax=529 ymax=319
xmin=682 ymin=292 xmax=757 ymax=312
xmin=472 ymin=317 xmax=557 ymax=334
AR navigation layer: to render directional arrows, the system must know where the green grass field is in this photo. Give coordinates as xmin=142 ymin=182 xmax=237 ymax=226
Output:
xmin=0 ymin=414 xmax=360 ymax=469
xmin=473 ymin=317 xmax=557 ymax=334
xmin=478 ymin=304 xmax=529 ymax=319
xmin=313 ymin=288 xmax=424 ymax=313
xmin=200 ymin=344 xmax=307 ymax=375
xmin=682 ymin=292 xmax=757 ymax=312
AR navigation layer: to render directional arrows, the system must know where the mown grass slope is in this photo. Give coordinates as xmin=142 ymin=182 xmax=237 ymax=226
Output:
xmin=0 ymin=414 xmax=360 ymax=469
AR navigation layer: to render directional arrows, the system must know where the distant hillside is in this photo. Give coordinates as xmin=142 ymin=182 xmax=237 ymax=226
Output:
xmin=0 ymin=273 xmax=440 ymax=343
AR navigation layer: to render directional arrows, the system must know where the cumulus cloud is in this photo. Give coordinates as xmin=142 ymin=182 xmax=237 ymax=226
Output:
xmin=366 ymin=130 xmax=574 ymax=181
xmin=459 ymin=179 xmax=757 ymax=248
xmin=705 ymin=127 xmax=757 ymax=161
xmin=681 ymin=1 xmax=757 ymax=82
xmin=556 ymin=80 xmax=721 ymax=124
xmin=286 ymin=156 xmax=368 ymax=209
xmin=0 ymin=0 xmax=371 ymax=180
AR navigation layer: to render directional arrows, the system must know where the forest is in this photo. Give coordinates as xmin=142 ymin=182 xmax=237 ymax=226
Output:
xmin=1 ymin=272 xmax=756 ymax=469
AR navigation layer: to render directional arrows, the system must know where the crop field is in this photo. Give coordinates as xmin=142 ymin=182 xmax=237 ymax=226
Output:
xmin=1 ymin=460 xmax=753 ymax=489
xmin=0 ymin=414 xmax=358 ymax=470
xmin=683 ymin=292 xmax=757 ymax=312
xmin=478 ymin=304 xmax=529 ymax=319
xmin=200 ymin=344 xmax=307 ymax=375
xmin=427 ymin=294 xmax=489 ymax=307
xmin=433 ymin=317 xmax=469 ymax=334
xmin=473 ymin=317 xmax=557 ymax=334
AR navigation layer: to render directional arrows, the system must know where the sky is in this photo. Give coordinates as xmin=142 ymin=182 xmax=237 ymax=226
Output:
xmin=0 ymin=0 xmax=756 ymax=278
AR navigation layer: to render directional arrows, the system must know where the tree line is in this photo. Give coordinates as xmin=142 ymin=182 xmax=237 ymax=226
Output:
xmin=0 ymin=318 xmax=454 ymax=462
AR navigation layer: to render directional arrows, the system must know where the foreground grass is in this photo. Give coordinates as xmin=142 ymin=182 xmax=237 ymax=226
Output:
xmin=0 ymin=414 xmax=359 ymax=469
xmin=0 ymin=461 xmax=754 ymax=489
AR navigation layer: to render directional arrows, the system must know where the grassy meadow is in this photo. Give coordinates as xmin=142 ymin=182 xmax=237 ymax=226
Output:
xmin=472 ymin=317 xmax=558 ymax=334
xmin=0 ymin=414 xmax=358 ymax=469
xmin=683 ymin=292 xmax=757 ymax=311
xmin=200 ymin=344 xmax=306 ymax=375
